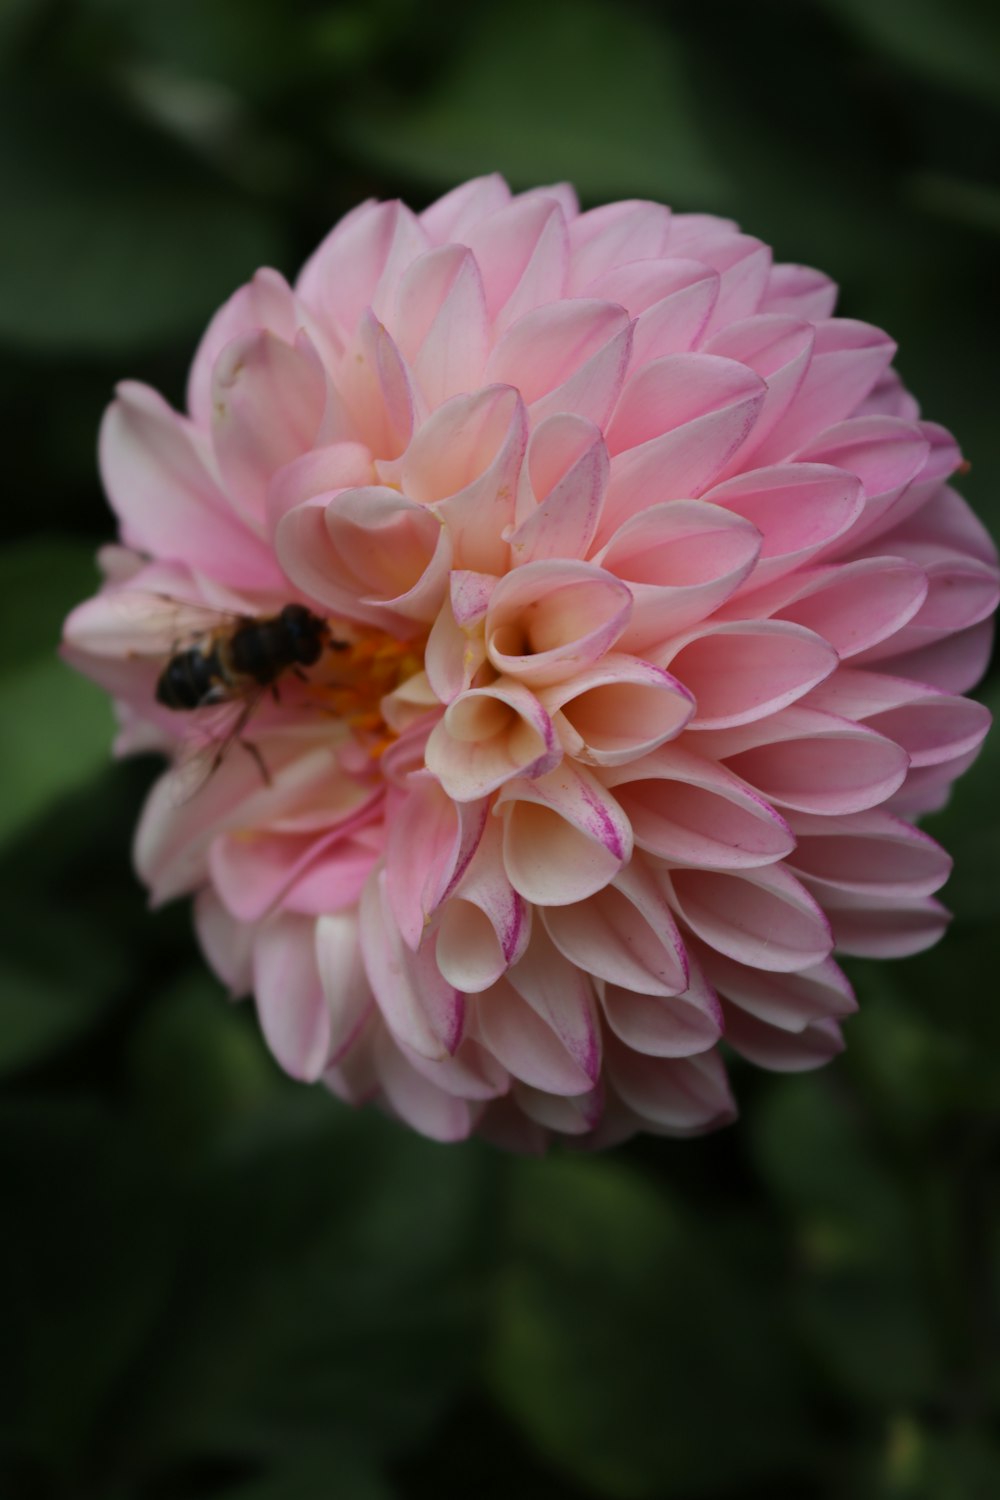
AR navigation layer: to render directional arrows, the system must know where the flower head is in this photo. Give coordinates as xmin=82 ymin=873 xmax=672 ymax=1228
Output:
xmin=64 ymin=177 xmax=998 ymax=1147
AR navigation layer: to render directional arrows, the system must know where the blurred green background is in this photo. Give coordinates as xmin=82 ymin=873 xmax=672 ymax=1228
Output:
xmin=2 ymin=1 xmax=999 ymax=1496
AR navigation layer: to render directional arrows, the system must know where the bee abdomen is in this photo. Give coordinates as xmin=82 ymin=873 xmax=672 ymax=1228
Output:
xmin=155 ymin=647 xmax=221 ymax=710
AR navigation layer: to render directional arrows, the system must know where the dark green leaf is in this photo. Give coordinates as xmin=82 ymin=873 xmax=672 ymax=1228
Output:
xmin=0 ymin=538 xmax=114 ymax=849
xmin=487 ymin=1154 xmax=805 ymax=1497
xmin=346 ymin=0 xmax=730 ymax=205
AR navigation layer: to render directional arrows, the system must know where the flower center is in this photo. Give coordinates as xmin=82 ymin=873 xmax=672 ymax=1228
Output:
xmin=316 ymin=624 xmax=424 ymax=749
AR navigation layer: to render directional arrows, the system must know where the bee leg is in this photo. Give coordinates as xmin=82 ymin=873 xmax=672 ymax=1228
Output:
xmin=291 ymin=667 xmax=310 ymax=682
xmin=239 ymin=737 xmax=271 ymax=786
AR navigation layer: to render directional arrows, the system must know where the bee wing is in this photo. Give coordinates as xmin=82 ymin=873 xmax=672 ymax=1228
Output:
xmin=65 ymin=588 xmax=238 ymax=659
xmin=168 ymin=691 xmax=270 ymax=806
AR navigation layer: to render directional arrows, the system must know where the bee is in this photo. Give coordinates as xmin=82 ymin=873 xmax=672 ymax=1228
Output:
xmin=154 ymin=603 xmax=339 ymax=791
xmin=155 ymin=602 xmax=333 ymax=712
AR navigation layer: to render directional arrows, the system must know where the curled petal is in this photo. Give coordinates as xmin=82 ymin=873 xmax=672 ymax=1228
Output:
xmin=542 ymin=854 xmax=689 ymax=996
xmin=664 ymin=862 xmax=834 ymax=973
xmin=750 ymin=318 xmax=897 ymax=464
xmin=497 ymin=763 xmax=633 ymax=905
xmin=804 ymin=668 xmax=992 ymax=768
xmin=539 ymin=654 xmax=694 ymax=764
xmin=392 ymin=244 xmax=490 ymax=410
xmin=373 ymin=1031 xmax=477 ymax=1142
xmin=385 ymin=775 xmax=488 ymax=947
xmin=722 ymin=1007 xmax=845 ymax=1072
xmin=434 ymin=818 xmax=530 ymax=992
xmin=818 ymin=889 xmax=951 ymax=959
xmin=603 ymin=745 xmax=795 ymax=868
xmin=658 ymin=619 xmax=838 ymax=729
xmin=506 ymin=924 xmax=602 ymax=1084
xmin=698 ymin=706 xmax=910 ymax=814
xmin=601 ymin=960 xmax=723 ymax=1058
xmin=472 ymin=979 xmax=597 ymax=1096
xmin=594 ymin=499 xmax=762 ymax=647
xmin=462 ymin=197 xmax=570 ymax=322
xmin=723 ymin=555 xmax=929 ymax=658
xmin=606 ymin=1041 xmax=737 ymax=1136
xmin=426 ymin=678 xmax=561 ymax=801
xmin=315 ymin=910 xmax=375 ymax=1062
xmin=485 ymin=559 xmax=633 ymax=687
xmin=787 ymin=809 xmax=952 ymax=898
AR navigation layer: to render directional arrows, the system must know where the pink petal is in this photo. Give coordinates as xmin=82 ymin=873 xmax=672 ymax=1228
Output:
xmin=385 ymin=775 xmax=488 ymax=947
xmin=335 ymin=312 xmax=415 ymax=460
xmin=660 ymin=619 xmax=837 ymax=729
xmin=567 ymin=200 xmax=672 ymax=289
xmin=187 ymin=267 xmax=305 ymax=428
xmin=315 ymin=910 xmax=375 ymax=1062
xmin=265 ymin=441 xmax=375 ymax=536
xmin=805 ymin=668 xmax=991 ymax=768
xmin=606 ymin=1042 xmax=736 ymax=1135
xmin=761 ymin=262 xmax=838 ymax=321
xmin=698 ymin=706 xmax=910 ymax=814
xmin=435 ymin=819 xmax=530 ymax=992
xmin=317 ymin=485 xmax=452 ymax=623
xmin=595 ymin=499 xmax=762 ymax=648
xmin=486 ymin=299 xmax=629 ymax=407
xmin=297 ymin=199 xmax=429 ymax=340
xmin=485 ymin=559 xmax=632 ymax=687
xmin=373 ymin=1031 xmax=476 ymax=1142
xmin=506 ymin=924 xmax=602 ymax=1083
xmin=497 ymin=762 xmax=633 ymax=905
xmin=392 ymin=244 xmax=490 ymax=409
xmin=725 ymin=555 xmax=928 ymax=658
xmin=542 ymin=853 xmax=689 ymax=996
xmin=464 ymin=197 xmax=569 ymax=321
xmin=787 ymin=809 xmax=952 ymax=898
xmin=62 ymin=586 xmax=224 ymax=659
xmin=136 ymin=741 xmax=341 ymax=905
xmin=665 ymin=861 xmax=834 ymax=972
xmin=508 ymin=414 xmax=609 ymax=564
xmin=601 ymin=962 xmax=722 ymax=1058
xmin=210 ymin=329 xmax=327 ymax=527
xmin=100 ymin=383 xmax=281 ymax=590
xmin=705 ymin=314 xmax=815 ymax=473
xmin=599 ymin=356 xmax=766 ymax=541
xmin=401 ymin=385 xmax=528 ymax=573
xmin=821 ymin=889 xmax=951 ymax=959
xmin=704 ymin=463 xmax=865 ymax=587
xmin=721 ymin=1006 xmax=845 ymax=1071
xmin=876 ymin=619 xmax=995 ymax=694
xmin=793 ymin=415 xmax=930 ymax=551
xmin=693 ymin=943 xmax=857 ymax=1029
xmin=419 ymin=174 xmax=511 ymax=241
xmin=194 ymin=887 xmax=253 ymax=996
xmin=512 ymin=1080 xmax=603 ymax=1136
xmin=750 ymin=319 xmax=896 ymax=463
xmin=359 ymin=869 xmax=464 ymax=1059
xmin=472 ymin=979 xmax=596 ymax=1095
xmin=425 ymin=678 xmax=560 ymax=801
xmin=540 ymin=653 xmax=694 ymax=764
xmin=603 ymin=745 xmax=795 ymax=868
xmin=253 ymin=913 xmax=332 ymax=1082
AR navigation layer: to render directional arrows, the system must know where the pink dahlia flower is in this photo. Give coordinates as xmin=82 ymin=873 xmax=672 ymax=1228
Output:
xmin=63 ymin=176 xmax=998 ymax=1147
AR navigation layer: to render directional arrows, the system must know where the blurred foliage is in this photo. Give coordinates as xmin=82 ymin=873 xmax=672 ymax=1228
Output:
xmin=1 ymin=0 xmax=998 ymax=1496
